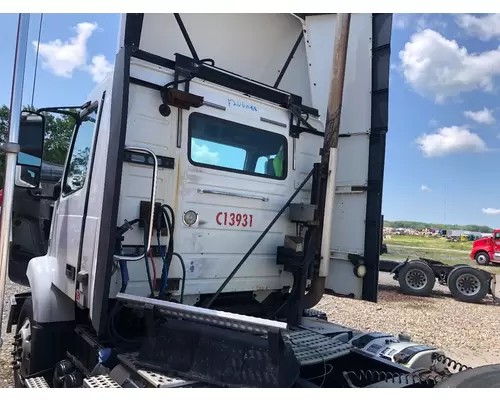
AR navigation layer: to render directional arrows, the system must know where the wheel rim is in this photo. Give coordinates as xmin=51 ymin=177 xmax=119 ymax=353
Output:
xmin=405 ymin=268 xmax=428 ymax=290
xmin=456 ymin=273 xmax=481 ymax=297
xmin=477 ymin=254 xmax=487 ymax=264
xmin=13 ymin=317 xmax=31 ymax=378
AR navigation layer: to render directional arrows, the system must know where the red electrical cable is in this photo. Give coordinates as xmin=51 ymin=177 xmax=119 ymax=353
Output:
xmin=149 ymin=249 xmax=157 ymax=291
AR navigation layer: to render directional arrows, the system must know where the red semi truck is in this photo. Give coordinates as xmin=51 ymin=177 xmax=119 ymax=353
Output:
xmin=470 ymin=229 xmax=500 ymax=266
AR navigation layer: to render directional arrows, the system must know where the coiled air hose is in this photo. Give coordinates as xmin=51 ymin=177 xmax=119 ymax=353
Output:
xmin=156 ymin=204 xmax=186 ymax=303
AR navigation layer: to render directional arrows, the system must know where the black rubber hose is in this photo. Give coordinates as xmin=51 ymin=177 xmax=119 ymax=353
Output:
xmin=206 ymin=168 xmax=314 ymax=308
xmin=158 ymin=206 xmax=175 ymax=296
xmin=162 ymin=208 xmax=174 ymax=260
xmin=143 ymin=221 xmax=154 ymax=297
xmin=172 ymin=252 xmax=186 ymax=304
xmin=162 ymin=204 xmax=175 ymax=229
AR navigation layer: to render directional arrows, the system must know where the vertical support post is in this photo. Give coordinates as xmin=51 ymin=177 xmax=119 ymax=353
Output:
xmin=0 ymin=13 xmax=30 ymax=348
xmin=318 ymin=14 xmax=351 ymax=277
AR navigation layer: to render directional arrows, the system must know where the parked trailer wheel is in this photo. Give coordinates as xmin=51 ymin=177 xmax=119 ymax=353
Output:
xmin=448 ymin=267 xmax=489 ymax=303
xmin=397 ymin=260 xmax=435 ymax=297
xmin=475 ymin=251 xmax=490 ymax=266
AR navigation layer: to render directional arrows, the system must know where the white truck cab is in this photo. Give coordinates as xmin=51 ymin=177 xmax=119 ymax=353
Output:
xmin=16 ymin=13 xmax=390 ymax=331
xmin=6 ymin=13 xmax=457 ymax=390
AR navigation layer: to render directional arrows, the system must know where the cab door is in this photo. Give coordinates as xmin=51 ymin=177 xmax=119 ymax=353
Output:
xmin=493 ymin=231 xmax=500 ymax=261
xmin=48 ymin=104 xmax=101 ymax=300
xmin=174 ymin=88 xmax=294 ymax=299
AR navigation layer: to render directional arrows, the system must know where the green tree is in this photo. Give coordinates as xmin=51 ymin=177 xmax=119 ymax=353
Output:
xmin=384 ymin=220 xmax=493 ymax=233
xmin=0 ymin=104 xmax=76 ymax=186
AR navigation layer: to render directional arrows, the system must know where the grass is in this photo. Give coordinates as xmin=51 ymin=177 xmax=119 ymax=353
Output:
xmin=382 ymin=236 xmax=499 ymax=275
xmin=384 ymin=234 xmax=473 ymax=251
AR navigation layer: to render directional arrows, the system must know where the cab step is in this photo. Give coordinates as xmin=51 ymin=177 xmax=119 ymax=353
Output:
xmin=137 ymin=369 xmax=198 ymax=388
xmin=120 ymin=352 xmax=200 ymax=388
xmin=286 ymin=329 xmax=353 ymax=366
xmin=24 ymin=376 xmax=50 ymax=388
xmin=83 ymin=375 xmax=122 ymax=388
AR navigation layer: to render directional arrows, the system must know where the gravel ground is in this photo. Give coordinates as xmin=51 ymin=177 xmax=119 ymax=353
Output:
xmin=1 ymin=279 xmax=24 ymax=388
xmin=319 ymin=272 xmax=500 ymax=368
xmin=1 ymin=273 xmax=500 ymax=388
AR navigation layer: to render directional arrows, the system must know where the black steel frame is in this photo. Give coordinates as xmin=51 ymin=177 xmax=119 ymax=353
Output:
xmin=361 ymin=14 xmax=392 ymax=301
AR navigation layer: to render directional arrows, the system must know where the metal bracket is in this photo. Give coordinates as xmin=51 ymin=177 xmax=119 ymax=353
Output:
xmin=116 ymin=292 xmax=287 ymax=334
xmin=348 ymin=253 xmax=364 ymax=267
xmin=0 ymin=142 xmax=20 ymax=154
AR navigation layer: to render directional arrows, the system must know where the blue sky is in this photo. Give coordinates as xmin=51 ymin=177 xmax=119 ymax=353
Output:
xmin=0 ymin=13 xmax=499 ymax=227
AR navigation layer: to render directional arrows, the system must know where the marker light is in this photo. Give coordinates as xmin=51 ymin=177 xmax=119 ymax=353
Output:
xmin=355 ymin=265 xmax=367 ymax=278
xmin=183 ymin=210 xmax=198 ymax=227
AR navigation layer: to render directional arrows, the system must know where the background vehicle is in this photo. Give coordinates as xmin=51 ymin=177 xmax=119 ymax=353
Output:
xmin=470 ymin=229 xmax=500 ymax=266
xmin=379 ymin=257 xmax=496 ymax=303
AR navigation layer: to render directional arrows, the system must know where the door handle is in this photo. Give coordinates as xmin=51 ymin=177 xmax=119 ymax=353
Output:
xmin=114 ymin=146 xmax=159 ymax=262
xmin=197 ymin=188 xmax=269 ymax=202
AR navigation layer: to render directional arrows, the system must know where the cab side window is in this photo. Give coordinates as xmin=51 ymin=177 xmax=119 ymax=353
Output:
xmin=62 ymin=109 xmax=97 ymax=196
xmin=495 ymin=232 xmax=500 ymax=240
xmin=188 ymin=113 xmax=287 ymax=180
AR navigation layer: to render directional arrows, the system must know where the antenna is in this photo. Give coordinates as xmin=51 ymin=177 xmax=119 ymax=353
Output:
xmin=31 ymin=13 xmax=43 ymax=108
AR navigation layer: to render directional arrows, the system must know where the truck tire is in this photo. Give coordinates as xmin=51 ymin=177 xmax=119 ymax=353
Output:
xmin=475 ymin=251 xmax=490 ymax=266
xmin=448 ymin=267 xmax=489 ymax=303
xmin=434 ymin=363 xmax=500 ymax=388
xmin=397 ymin=260 xmax=435 ymax=297
xmin=12 ymin=297 xmax=35 ymax=387
xmin=12 ymin=297 xmax=52 ymax=387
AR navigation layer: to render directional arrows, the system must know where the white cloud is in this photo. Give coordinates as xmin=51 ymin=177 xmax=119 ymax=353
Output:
xmin=415 ymin=126 xmax=487 ymax=157
xmin=87 ymin=55 xmax=113 ymax=83
xmin=456 ymin=14 xmax=500 ymax=41
xmin=421 ymin=184 xmax=431 ymax=192
xmin=35 ymin=22 xmax=96 ymax=78
xmin=393 ymin=14 xmax=412 ymax=30
xmin=429 ymin=119 xmax=439 ymax=127
xmin=416 ymin=14 xmax=448 ymax=32
xmin=191 ymin=140 xmax=219 ymax=165
xmin=34 ymin=22 xmax=113 ymax=83
xmin=393 ymin=14 xmax=447 ymax=32
xmin=482 ymin=208 xmax=500 ymax=215
xmin=399 ymin=29 xmax=500 ymax=102
xmin=464 ymin=107 xmax=496 ymax=124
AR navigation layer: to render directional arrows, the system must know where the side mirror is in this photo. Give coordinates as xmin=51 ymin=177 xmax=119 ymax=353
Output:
xmin=15 ymin=111 xmax=45 ymax=189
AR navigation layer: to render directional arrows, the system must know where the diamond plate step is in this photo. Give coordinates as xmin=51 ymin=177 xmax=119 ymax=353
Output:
xmin=285 ymin=329 xmax=353 ymax=366
xmin=303 ymin=308 xmax=328 ymax=320
xmin=83 ymin=375 xmax=121 ymax=388
xmin=25 ymin=376 xmax=50 ymax=388
xmin=137 ymin=370 xmax=198 ymax=388
xmin=120 ymin=352 xmax=199 ymax=388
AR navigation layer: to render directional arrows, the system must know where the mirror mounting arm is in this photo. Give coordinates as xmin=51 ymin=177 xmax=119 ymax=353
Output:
xmin=0 ymin=142 xmax=20 ymax=155
xmin=26 ymin=190 xmax=57 ymax=201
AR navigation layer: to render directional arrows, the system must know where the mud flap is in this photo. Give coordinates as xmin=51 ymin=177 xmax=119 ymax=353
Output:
xmin=490 ymin=274 xmax=497 ymax=300
xmin=136 ymin=317 xmax=300 ymax=388
xmin=6 ymin=292 xmax=30 ymax=334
